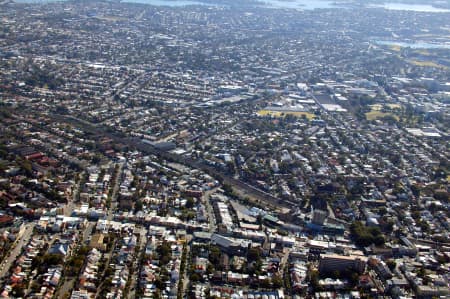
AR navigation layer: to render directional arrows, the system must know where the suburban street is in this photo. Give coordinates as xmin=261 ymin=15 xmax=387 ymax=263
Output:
xmin=203 ymin=187 xmax=219 ymax=233
xmin=127 ymin=226 xmax=148 ymax=299
xmin=0 ymin=223 xmax=35 ymax=279
xmin=108 ymin=162 xmax=124 ymax=221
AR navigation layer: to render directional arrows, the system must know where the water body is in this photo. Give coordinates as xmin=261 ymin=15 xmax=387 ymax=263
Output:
xmin=376 ymin=40 xmax=450 ymax=49
xmin=15 ymin=0 xmax=210 ymax=4
xmin=260 ymin=0 xmax=338 ymax=10
xmin=375 ymin=3 xmax=450 ymax=13
xmin=122 ymin=0 xmax=209 ymax=6
xmin=15 ymin=0 xmax=65 ymax=2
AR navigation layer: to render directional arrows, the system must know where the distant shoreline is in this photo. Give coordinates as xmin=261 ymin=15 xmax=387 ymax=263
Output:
xmin=9 ymin=0 xmax=450 ymax=12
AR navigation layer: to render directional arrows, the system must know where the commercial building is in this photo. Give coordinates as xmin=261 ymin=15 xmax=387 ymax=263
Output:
xmin=319 ymin=254 xmax=367 ymax=275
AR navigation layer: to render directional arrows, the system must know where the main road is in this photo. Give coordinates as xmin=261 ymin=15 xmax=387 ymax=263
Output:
xmin=203 ymin=187 xmax=219 ymax=233
xmin=108 ymin=162 xmax=124 ymax=221
xmin=0 ymin=222 xmax=35 ymax=279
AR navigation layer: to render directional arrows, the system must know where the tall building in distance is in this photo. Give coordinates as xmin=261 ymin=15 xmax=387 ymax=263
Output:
xmin=312 ymin=208 xmax=328 ymax=225
xmin=319 ymin=254 xmax=367 ymax=275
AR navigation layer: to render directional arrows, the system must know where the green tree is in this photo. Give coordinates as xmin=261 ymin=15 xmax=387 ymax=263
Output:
xmin=272 ymin=274 xmax=283 ymax=288
xmin=247 ymin=247 xmax=261 ymax=263
xmin=410 ymin=184 xmax=421 ymax=197
xmin=350 ymin=221 xmax=385 ymax=247
xmin=190 ymin=272 xmax=201 ymax=282
xmin=208 ymin=245 xmax=221 ymax=266
xmin=157 ymin=241 xmax=172 ymax=266
xmin=20 ymin=159 xmax=33 ymax=175
xmin=309 ymin=269 xmax=320 ymax=289
xmin=91 ymin=154 xmax=102 ymax=164
xmin=434 ymin=190 xmax=449 ymax=203
xmin=11 ymin=284 xmax=25 ymax=297
xmin=185 ymin=197 xmax=195 ymax=209
xmin=135 ymin=199 xmax=143 ymax=212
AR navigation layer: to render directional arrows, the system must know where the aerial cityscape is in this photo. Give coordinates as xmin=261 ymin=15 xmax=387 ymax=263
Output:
xmin=0 ymin=0 xmax=449 ymax=298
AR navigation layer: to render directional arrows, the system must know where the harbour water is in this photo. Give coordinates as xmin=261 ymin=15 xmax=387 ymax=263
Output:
xmin=375 ymin=40 xmax=450 ymax=49
xmin=375 ymin=3 xmax=450 ymax=13
xmin=122 ymin=0 xmax=208 ymax=6
xmin=260 ymin=0 xmax=338 ymax=10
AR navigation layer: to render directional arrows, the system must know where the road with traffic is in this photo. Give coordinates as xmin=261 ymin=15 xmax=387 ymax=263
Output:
xmin=0 ymin=222 xmax=35 ymax=279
